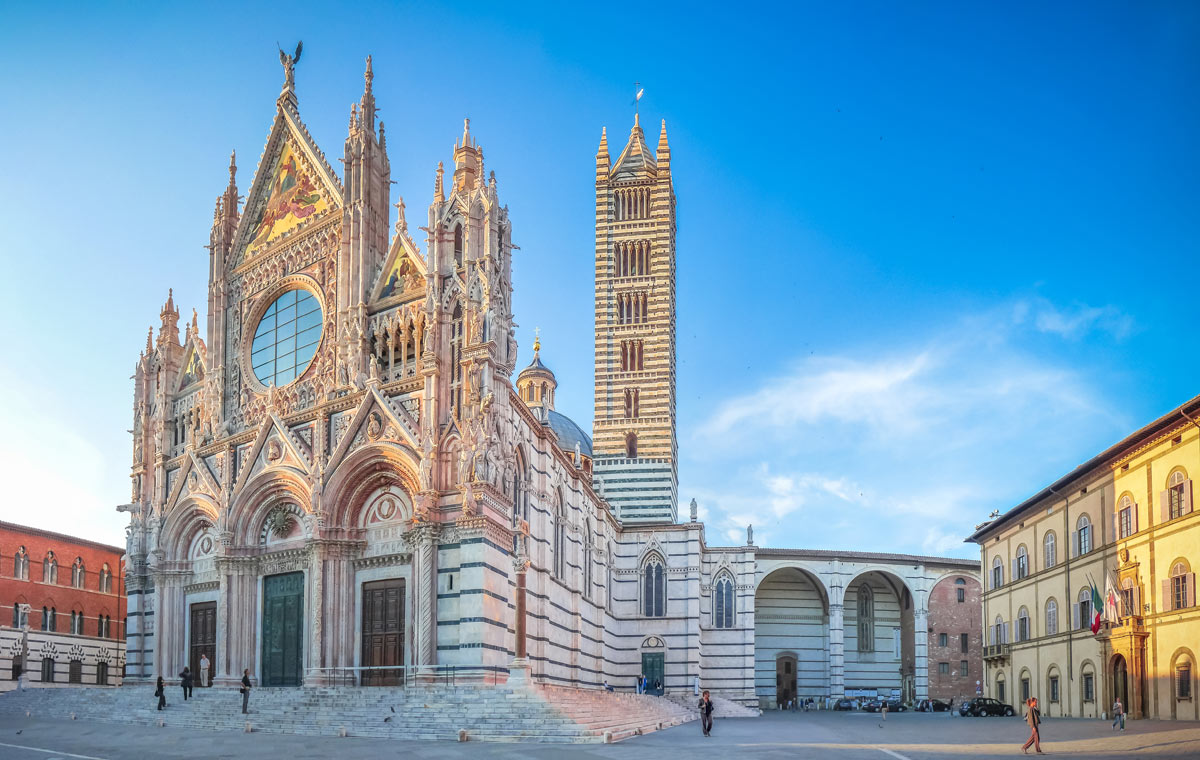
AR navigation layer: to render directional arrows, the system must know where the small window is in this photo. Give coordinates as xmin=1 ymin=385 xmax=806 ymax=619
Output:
xmin=1178 ymin=663 xmax=1193 ymax=700
xmin=1017 ymin=607 xmax=1030 ymax=642
xmin=991 ymin=557 xmax=1003 ymax=589
xmin=1118 ymin=495 xmax=1134 ymax=539
xmin=1049 ymin=675 xmax=1060 ymax=703
xmin=1046 ymin=598 xmax=1058 ymax=636
xmin=1021 ymin=676 xmax=1031 ymax=704
xmin=453 ymin=224 xmax=463 ymax=268
xmin=939 ymin=662 xmax=949 ymax=675
xmin=97 ymin=661 xmax=109 ymax=686
xmin=41 ymin=657 xmax=54 ymax=683
xmin=11 ymin=656 xmax=22 ymax=681
xmin=1016 ymin=546 xmax=1029 ymax=579
xmin=69 ymin=659 xmax=82 ymax=684
xmin=1043 ymin=531 xmax=1056 ymax=569
xmin=960 ymin=633 xmax=969 ymax=653
xmin=960 ymin=660 xmax=969 ymax=677
xmin=1077 ymin=515 xmax=1093 ymax=556
xmin=1083 ymin=672 xmax=1095 ymax=702
xmin=1168 ymin=471 xmax=1187 ymax=521
xmin=939 ymin=633 xmax=948 ymax=647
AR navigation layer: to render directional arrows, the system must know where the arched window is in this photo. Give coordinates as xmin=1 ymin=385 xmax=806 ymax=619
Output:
xmin=70 ymin=610 xmax=83 ymax=635
xmin=1045 ymin=598 xmax=1058 ymax=636
xmin=955 ymin=577 xmax=966 ymax=603
xmin=450 ymin=304 xmax=463 ymax=417
xmin=99 ymin=564 xmax=112 ymax=593
xmin=1015 ymin=545 xmax=1029 ymax=580
xmin=1017 ymin=606 xmax=1030 ymax=642
xmin=991 ymin=556 xmax=1003 ymax=589
xmin=43 ymin=552 xmax=57 ymax=584
xmin=642 ymin=555 xmax=665 ymax=617
xmin=453 ymin=224 xmax=463 ymax=268
xmin=40 ymin=606 xmax=49 ymax=631
xmin=625 ymin=432 xmax=637 ymax=459
xmin=713 ymin=575 xmax=735 ymax=629
xmin=583 ymin=519 xmax=594 ymax=601
xmin=1043 ymin=531 xmax=1057 ymax=570
xmin=1075 ymin=515 xmax=1092 ymax=557
xmin=511 ymin=451 xmax=526 ymax=531
xmin=97 ymin=661 xmax=109 ymax=686
xmin=71 ymin=558 xmax=85 ymax=589
xmin=1167 ymin=470 xmax=1190 ymax=521
xmin=1117 ymin=494 xmax=1135 ymax=539
xmin=13 ymin=547 xmax=28 ymax=580
xmin=856 ymin=584 xmax=874 ymax=652
xmin=553 ymin=491 xmax=566 ymax=580
xmin=1167 ymin=561 xmax=1195 ymax=611
xmin=1076 ymin=587 xmax=1093 ymax=630
xmin=991 ymin=614 xmax=1008 ymax=644
xmin=624 ymin=389 xmax=633 ymax=418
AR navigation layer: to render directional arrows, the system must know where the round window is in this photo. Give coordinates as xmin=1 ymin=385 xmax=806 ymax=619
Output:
xmin=250 ymin=289 xmax=322 ymax=387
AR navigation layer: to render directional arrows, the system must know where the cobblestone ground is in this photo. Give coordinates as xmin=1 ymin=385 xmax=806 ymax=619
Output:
xmin=1 ymin=710 xmax=1198 ymax=759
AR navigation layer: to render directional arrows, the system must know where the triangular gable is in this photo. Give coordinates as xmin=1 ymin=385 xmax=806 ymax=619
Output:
xmin=231 ymin=105 xmax=343 ymax=266
xmin=176 ymin=339 xmax=206 ymax=393
xmin=164 ymin=450 xmax=221 ymax=512
xmin=324 ymin=386 xmax=421 ymax=474
xmin=371 ymin=231 xmax=427 ymax=304
xmin=611 ymin=122 xmax=657 ymax=180
xmin=233 ymin=412 xmax=314 ymax=494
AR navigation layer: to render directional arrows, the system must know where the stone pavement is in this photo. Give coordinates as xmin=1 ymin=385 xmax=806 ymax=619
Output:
xmin=1 ymin=709 xmax=1199 ymax=759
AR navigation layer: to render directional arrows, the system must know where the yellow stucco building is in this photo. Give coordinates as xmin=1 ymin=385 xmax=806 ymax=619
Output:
xmin=968 ymin=395 xmax=1199 ymax=721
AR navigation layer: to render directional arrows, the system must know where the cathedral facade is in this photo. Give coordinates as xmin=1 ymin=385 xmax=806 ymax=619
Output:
xmin=120 ymin=56 xmax=976 ymax=709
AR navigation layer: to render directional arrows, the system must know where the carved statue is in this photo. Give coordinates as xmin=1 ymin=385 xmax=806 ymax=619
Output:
xmin=279 ymin=41 xmax=303 ymax=93
xmin=747 ymin=524 xmax=754 ymax=546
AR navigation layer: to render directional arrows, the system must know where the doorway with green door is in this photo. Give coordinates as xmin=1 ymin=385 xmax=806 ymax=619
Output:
xmin=262 ymin=572 xmax=305 ymax=686
xmin=641 ymin=651 xmax=665 ymax=696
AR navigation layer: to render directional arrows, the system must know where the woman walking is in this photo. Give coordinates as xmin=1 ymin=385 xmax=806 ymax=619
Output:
xmin=155 ymin=676 xmax=167 ymax=711
xmin=1021 ymin=697 xmax=1043 ymax=755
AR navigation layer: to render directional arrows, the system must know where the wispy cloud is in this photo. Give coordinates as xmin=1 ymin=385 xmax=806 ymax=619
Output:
xmin=1014 ymin=297 xmax=1134 ymax=340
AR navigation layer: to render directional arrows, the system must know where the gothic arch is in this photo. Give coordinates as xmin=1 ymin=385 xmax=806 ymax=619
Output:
xmin=228 ymin=469 xmax=312 ymax=546
xmin=754 ymin=565 xmax=831 ymax=613
xmin=324 ymin=442 xmax=421 ymax=529
xmin=159 ymin=495 xmax=221 ymax=561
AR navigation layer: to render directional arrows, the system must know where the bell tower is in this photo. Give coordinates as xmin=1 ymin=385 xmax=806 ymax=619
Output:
xmin=592 ymin=115 xmax=677 ymax=523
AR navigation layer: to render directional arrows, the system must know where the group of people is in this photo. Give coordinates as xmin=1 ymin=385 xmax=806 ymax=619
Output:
xmin=634 ymin=674 xmax=662 ymax=694
xmin=153 ymin=654 xmax=254 ymax=715
xmin=1020 ymin=695 xmax=1125 ymax=754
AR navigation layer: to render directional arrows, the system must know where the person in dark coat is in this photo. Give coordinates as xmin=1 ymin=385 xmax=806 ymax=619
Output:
xmin=155 ymin=676 xmax=167 ymax=710
xmin=1022 ymin=697 xmax=1043 ymax=754
xmin=179 ymin=667 xmax=193 ymax=700
xmin=698 ymin=690 xmax=715 ymax=737
xmin=240 ymin=669 xmax=252 ymax=714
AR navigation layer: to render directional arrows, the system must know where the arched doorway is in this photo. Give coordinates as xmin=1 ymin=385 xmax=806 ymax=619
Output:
xmin=1113 ymin=654 xmax=1129 ymax=712
xmin=776 ymin=655 xmax=797 ymax=709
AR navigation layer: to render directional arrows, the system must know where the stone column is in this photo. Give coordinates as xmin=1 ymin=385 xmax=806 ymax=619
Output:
xmin=914 ymin=607 xmax=930 ymax=702
xmin=508 ymin=521 xmax=531 ymax=687
xmin=215 ymin=560 xmax=231 ymax=683
xmin=306 ymin=544 xmax=325 ymax=685
xmin=404 ymin=523 xmax=440 ymax=668
xmin=829 ymin=602 xmax=845 ymax=698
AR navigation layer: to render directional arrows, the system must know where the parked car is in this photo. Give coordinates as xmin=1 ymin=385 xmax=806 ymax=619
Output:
xmin=834 ymin=698 xmax=857 ymax=711
xmin=959 ymin=697 xmax=1015 ymax=717
xmin=916 ymin=698 xmax=951 ymax=712
xmin=863 ymin=699 xmax=906 ymax=713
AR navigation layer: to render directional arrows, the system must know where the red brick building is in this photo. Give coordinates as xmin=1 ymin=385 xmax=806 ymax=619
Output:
xmin=925 ymin=573 xmax=983 ymax=703
xmin=1 ymin=521 xmax=126 ymax=687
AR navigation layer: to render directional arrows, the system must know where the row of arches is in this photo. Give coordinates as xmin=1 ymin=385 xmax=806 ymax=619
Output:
xmin=371 ymin=311 xmax=426 ymax=382
xmin=9 ymin=603 xmax=117 ymax=638
xmin=616 ymin=292 xmax=649 ymax=325
xmin=9 ymin=549 xmax=114 ymax=592
xmin=614 ymin=240 xmax=651 ymax=277
xmin=620 ymin=339 xmax=644 ymax=372
xmin=991 ymin=515 xmax=1094 ymax=589
xmin=614 ymin=186 xmax=651 ymax=221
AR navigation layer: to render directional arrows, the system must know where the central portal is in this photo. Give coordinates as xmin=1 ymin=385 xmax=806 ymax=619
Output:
xmin=262 ymin=572 xmax=304 ymax=686
xmin=361 ymin=579 xmax=405 ymax=686
xmin=189 ymin=601 xmax=216 ymax=687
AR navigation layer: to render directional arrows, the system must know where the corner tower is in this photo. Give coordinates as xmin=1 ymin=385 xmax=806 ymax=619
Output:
xmin=593 ymin=115 xmax=677 ymax=523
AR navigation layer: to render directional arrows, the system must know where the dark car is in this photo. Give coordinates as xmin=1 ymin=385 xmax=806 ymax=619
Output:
xmin=917 ymin=698 xmax=951 ymax=712
xmin=959 ymin=697 xmax=1015 ymax=717
xmin=863 ymin=699 xmax=906 ymax=713
xmin=834 ymin=698 xmax=856 ymax=711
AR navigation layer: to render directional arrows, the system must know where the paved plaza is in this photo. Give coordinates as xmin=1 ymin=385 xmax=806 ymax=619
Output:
xmin=1 ymin=710 xmax=1198 ymax=759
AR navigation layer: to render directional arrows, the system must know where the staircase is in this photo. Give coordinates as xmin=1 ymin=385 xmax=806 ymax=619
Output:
xmin=663 ymin=693 xmax=761 ymax=718
xmin=0 ymin=683 xmax=696 ymax=743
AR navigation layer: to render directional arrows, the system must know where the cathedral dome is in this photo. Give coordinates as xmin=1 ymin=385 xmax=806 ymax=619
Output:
xmin=515 ymin=333 xmax=557 ymax=416
xmin=546 ymin=410 xmax=593 ymax=460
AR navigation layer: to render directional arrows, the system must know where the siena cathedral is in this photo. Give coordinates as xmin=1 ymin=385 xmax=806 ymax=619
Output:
xmin=121 ymin=54 xmax=978 ymax=709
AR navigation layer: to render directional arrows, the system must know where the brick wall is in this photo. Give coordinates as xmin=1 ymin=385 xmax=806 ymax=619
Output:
xmin=926 ymin=573 xmax=983 ymax=703
xmin=0 ymin=522 xmax=126 ymax=641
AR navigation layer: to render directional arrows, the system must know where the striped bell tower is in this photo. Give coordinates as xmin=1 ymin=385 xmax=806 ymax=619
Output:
xmin=592 ymin=114 xmax=677 ymax=523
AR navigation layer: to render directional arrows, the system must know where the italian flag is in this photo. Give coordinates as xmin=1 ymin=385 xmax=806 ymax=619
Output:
xmin=1090 ymin=582 xmax=1104 ymax=634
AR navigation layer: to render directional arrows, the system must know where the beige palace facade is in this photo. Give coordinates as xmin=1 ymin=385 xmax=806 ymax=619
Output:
xmin=968 ymin=394 xmax=1199 ymax=720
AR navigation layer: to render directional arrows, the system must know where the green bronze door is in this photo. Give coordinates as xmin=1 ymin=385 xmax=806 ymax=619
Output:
xmin=262 ymin=572 xmax=304 ymax=686
xmin=641 ymin=652 xmax=665 ymax=696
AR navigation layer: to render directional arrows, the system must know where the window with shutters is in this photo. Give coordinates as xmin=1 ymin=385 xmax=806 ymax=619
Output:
xmin=1017 ymin=607 xmax=1030 ymax=642
xmin=1076 ymin=515 xmax=1092 ymax=556
xmin=1171 ymin=562 xmax=1192 ymax=610
xmin=1118 ymin=495 xmax=1134 ymax=539
xmin=1015 ymin=545 xmax=1029 ymax=579
xmin=642 ymin=554 xmax=665 ymax=617
xmin=1043 ymin=531 xmax=1056 ymax=569
xmin=1167 ymin=470 xmax=1189 ymax=520
xmin=1178 ymin=662 xmax=1193 ymax=700
xmin=991 ymin=557 xmax=1003 ymax=589
xmin=857 ymin=585 xmax=874 ymax=652
xmin=1078 ymin=588 xmax=1092 ymax=630
xmin=1045 ymin=598 xmax=1058 ymax=635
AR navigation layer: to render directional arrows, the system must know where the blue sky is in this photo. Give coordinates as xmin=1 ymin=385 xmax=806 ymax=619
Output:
xmin=1 ymin=2 xmax=1197 ymax=557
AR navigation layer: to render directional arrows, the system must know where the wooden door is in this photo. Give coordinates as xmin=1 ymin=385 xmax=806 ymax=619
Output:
xmin=776 ymin=655 xmax=797 ymax=708
xmin=189 ymin=602 xmax=216 ymax=686
xmin=262 ymin=572 xmax=304 ymax=686
xmin=361 ymin=579 xmax=405 ymax=686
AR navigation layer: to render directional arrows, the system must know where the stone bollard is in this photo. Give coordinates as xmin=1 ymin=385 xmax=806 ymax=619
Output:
xmin=158 ymin=719 xmax=165 ymax=727
xmin=338 ymin=726 xmax=347 ymax=738
xmin=604 ymin=731 xmax=614 ymax=743
xmin=458 ymin=729 xmax=468 ymax=742
xmin=71 ymin=713 xmax=76 ymax=720
xmin=25 ymin=711 xmax=31 ymax=717
xmin=244 ymin=722 xmax=252 ymax=733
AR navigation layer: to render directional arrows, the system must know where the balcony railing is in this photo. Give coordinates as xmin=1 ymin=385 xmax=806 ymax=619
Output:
xmin=983 ymin=644 xmax=1011 ymax=661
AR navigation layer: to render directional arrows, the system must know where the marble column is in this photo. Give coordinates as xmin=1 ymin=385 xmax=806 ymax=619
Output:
xmin=404 ymin=523 xmax=440 ymax=668
xmin=829 ymin=602 xmax=845 ymax=698
xmin=305 ymin=545 xmax=325 ymax=684
xmin=914 ymin=607 xmax=930 ymax=701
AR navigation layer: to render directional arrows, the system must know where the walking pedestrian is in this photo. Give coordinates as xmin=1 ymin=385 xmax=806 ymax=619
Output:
xmin=636 ymin=673 xmax=644 ymax=695
xmin=179 ymin=667 xmax=193 ymax=701
xmin=881 ymin=700 xmax=888 ymax=721
xmin=199 ymin=653 xmax=210 ymax=688
xmin=240 ymin=669 xmax=252 ymax=714
xmin=698 ymin=689 xmax=715 ymax=737
xmin=1112 ymin=698 xmax=1125 ymax=731
xmin=155 ymin=676 xmax=167 ymax=711
xmin=1021 ymin=697 xmax=1043 ymax=755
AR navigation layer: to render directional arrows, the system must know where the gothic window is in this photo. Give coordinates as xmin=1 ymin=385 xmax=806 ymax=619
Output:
xmin=624 ymin=389 xmax=639 ymax=418
xmin=511 ymin=450 xmax=526 ymax=530
xmin=1075 ymin=515 xmax=1092 ymax=556
xmin=856 ymin=584 xmax=874 ymax=652
xmin=72 ymin=558 xmax=85 ymax=589
xmin=11 ymin=603 xmax=21 ymax=627
xmin=453 ymin=224 xmax=463 ymax=268
xmin=1044 ymin=531 xmax=1057 ymax=570
xmin=43 ymin=552 xmax=57 ymax=584
xmin=991 ymin=556 xmax=1003 ymax=589
xmin=450 ymin=304 xmax=464 ymax=417
xmin=713 ymin=575 xmax=735 ymax=629
xmin=1015 ymin=546 xmax=1029 ymax=580
xmin=40 ymin=606 xmax=48 ymax=631
xmin=637 ymin=340 xmax=644 ymax=370
xmin=1118 ymin=495 xmax=1134 ymax=538
xmin=100 ymin=564 xmax=112 ymax=593
xmin=583 ymin=519 xmax=593 ymax=601
xmin=13 ymin=547 xmax=28 ymax=580
xmin=642 ymin=555 xmax=665 ymax=617
xmin=1168 ymin=470 xmax=1188 ymax=520
xmin=625 ymin=432 xmax=637 ymax=458
xmin=553 ymin=492 xmax=566 ymax=580
xmin=1045 ymin=598 xmax=1058 ymax=636
xmin=956 ymin=577 xmax=966 ymax=603
xmin=70 ymin=610 xmax=82 ymax=635
xmin=250 ymin=289 xmax=322 ymax=387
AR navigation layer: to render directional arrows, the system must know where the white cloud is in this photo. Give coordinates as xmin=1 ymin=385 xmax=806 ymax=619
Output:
xmin=1014 ymin=297 xmax=1134 ymax=340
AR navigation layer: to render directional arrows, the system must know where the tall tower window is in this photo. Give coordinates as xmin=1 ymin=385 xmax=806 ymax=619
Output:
xmin=450 ymin=304 xmax=464 ymax=417
xmin=625 ymin=432 xmax=637 ymax=458
xmin=453 ymin=224 xmax=463 ymax=268
xmin=624 ymin=389 xmax=640 ymax=419
xmin=856 ymin=584 xmax=874 ymax=652
xmin=642 ymin=555 xmax=665 ymax=617
xmin=713 ymin=575 xmax=735 ymax=629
